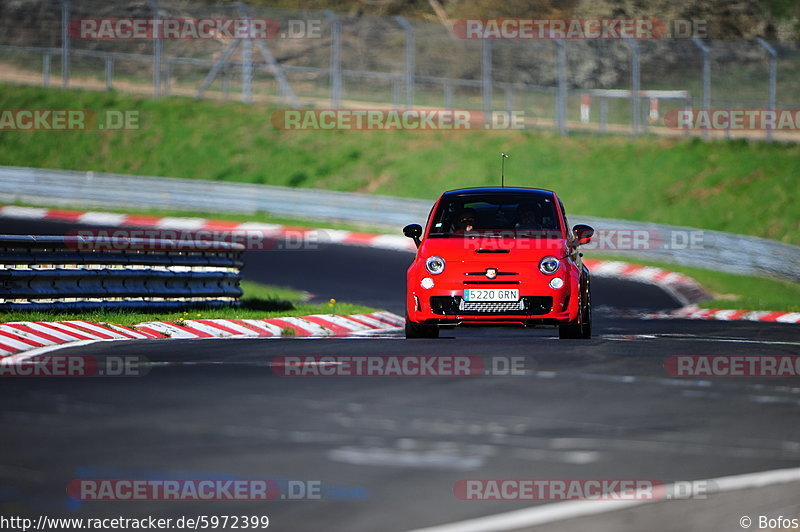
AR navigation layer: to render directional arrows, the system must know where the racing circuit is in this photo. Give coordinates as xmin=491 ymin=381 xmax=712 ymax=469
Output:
xmin=2 ymin=216 xmax=799 ymax=531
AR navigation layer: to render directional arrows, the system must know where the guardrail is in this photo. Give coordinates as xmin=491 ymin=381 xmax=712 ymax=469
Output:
xmin=0 ymin=165 xmax=798 ymax=283
xmin=0 ymin=234 xmax=243 ymax=311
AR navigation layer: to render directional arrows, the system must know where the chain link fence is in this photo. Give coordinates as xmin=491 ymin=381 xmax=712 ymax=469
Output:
xmin=1 ymin=0 xmax=798 ymax=139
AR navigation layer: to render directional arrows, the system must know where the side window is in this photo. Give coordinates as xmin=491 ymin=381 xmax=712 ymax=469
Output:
xmin=558 ymin=199 xmax=570 ymax=235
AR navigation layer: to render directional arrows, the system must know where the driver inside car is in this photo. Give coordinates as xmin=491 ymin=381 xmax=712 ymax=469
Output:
xmin=452 ymin=208 xmax=478 ymax=234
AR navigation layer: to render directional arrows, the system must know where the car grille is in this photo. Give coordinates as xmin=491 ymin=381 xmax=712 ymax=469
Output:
xmin=461 ymin=301 xmax=524 ymax=312
xmin=430 ymin=296 xmax=552 ymax=315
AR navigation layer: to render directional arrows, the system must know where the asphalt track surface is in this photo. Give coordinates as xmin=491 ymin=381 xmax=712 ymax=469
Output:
xmin=2 ymin=218 xmax=799 ymax=531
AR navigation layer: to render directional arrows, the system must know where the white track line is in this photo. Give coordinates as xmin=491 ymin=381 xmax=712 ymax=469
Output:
xmin=407 ymin=466 xmax=800 ymax=532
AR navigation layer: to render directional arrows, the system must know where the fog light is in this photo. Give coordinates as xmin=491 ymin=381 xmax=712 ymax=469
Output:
xmin=421 ymin=277 xmax=435 ymax=289
xmin=549 ymin=277 xmax=564 ymax=289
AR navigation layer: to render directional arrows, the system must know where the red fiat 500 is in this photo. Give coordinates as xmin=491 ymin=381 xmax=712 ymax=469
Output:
xmin=403 ymin=187 xmax=594 ymax=339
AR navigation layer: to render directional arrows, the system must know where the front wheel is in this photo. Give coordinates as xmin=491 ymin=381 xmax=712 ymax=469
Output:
xmin=559 ymin=284 xmax=591 ymax=339
xmin=405 ymin=316 xmax=439 ymax=339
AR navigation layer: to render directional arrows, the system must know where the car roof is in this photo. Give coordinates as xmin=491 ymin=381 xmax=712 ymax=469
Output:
xmin=441 ymin=186 xmax=557 ymax=196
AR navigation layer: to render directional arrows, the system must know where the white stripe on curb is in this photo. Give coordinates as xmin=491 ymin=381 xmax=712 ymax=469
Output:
xmin=78 ymin=211 xmax=128 ymax=226
xmin=0 ymin=325 xmax=55 ymax=345
xmin=191 ymin=320 xmax=262 ymax=337
xmin=272 ymin=317 xmax=332 ymax=336
xmin=155 ymin=217 xmax=207 ymax=230
xmin=237 ymin=319 xmax=282 ymax=336
xmin=8 ymin=322 xmax=79 ymax=342
xmin=0 ymin=206 xmax=49 ymax=218
xmin=64 ymin=321 xmax=130 ymax=339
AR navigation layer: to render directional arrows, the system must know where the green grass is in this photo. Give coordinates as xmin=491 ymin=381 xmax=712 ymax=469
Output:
xmin=0 ymin=280 xmax=376 ymax=328
xmin=0 ymin=85 xmax=798 ymax=244
xmin=593 ymin=254 xmax=800 ymax=312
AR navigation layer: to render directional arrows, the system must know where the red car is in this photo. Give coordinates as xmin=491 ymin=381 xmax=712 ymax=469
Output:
xmin=403 ymin=187 xmax=594 ymax=339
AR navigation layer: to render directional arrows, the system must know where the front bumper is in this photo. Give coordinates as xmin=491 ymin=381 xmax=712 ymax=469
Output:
xmin=407 ymin=281 xmax=579 ymax=326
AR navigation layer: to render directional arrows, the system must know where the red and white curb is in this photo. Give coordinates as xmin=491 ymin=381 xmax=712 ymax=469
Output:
xmin=641 ymin=305 xmax=800 ymax=324
xmin=2 ymin=205 xmax=796 ymax=326
xmin=582 ymin=258 xmax=711 ymax=306
xmin=0 ymin=312 xmax=404 ymax=358
xmin=584 ymin=260 xmax=799 ymax=324
xmin=0 ymin=205 xmax=416 ymax=252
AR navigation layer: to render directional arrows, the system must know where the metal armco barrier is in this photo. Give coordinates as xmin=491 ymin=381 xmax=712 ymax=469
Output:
xmin=0 ymin=235 xmax=243 ymax=311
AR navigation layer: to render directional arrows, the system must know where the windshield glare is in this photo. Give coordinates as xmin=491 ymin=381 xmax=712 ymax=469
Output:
xmin=428 ymin=193 xmax=563 ymax=238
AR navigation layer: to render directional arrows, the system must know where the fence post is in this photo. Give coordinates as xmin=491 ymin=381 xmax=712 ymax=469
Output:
xmin=599 ymin=95 xmax=608 ymax=133
xmin=504 ymin=85 xmax=514 ymax=114
xmin=147 ymin=0 xmax=161 ymax=98
xmin=554 ymin=39 xmax=567 ymax=136
xmin=239 ymin=4 xmax=253 ymax=104
xmin=757 ymin=38 xmax=777 ymax=141
xmin=241 ymin=33 xmax=253 ymax=103
xmin=164 ymin=59 xmax=171 ymax=95
xmin=627 ymin=39 xmax=640 ymax=136
xmin=684 ymin=97 xmax=692 ymax=137
xmin=395 ymin=16 xmax=415 ymax=108
xmin=324 ymin=11 xmax=342 ymax=109
xmin=43 ymin=53 xmax=51 ymax=87
xmin=237 ymin=2 xmax=299 ymax=107
xmin=59 ymin=0 xmax=70 ymax=88
xmin=391 ymin=78 xmax=401 ymax=109
xmin=104 ymin=56 xmax=113 ymax=91
xmin=693 ymin=37 xmax=710 ymax=138
xmin=481 ymin=39 xmax=492 ymax=123
xmin=444 ymin=80 xmax=453 ymax=110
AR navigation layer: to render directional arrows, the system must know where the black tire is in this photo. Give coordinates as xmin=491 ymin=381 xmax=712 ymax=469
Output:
xmin=405 ymin=316 xmax=439 ymax=339
xmin=559 ymin=279 xmax=592 ymax=339
xmin=558 ymin=321 xmax=583 ymax=339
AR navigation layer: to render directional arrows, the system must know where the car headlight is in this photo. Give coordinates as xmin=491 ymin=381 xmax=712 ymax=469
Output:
xmin=539 ymin=256 xmax=560 ymax=275
xmin=425 ymin=256 xmax=446 ymax=275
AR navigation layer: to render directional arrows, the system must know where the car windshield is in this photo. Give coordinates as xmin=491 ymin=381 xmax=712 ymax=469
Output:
xmin=428 ymin=192 xmax=562 ymax=238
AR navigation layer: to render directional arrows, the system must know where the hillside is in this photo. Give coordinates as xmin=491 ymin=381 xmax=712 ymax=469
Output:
xmin=1 ymin=85 xmax=798 ymax=244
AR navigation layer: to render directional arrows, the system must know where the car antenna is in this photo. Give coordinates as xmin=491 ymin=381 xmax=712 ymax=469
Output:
xmin=500 ymin=153 xmax=509 ymax=187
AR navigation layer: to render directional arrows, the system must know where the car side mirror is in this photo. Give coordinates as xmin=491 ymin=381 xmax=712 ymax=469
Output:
xmin=403 ymin=224 xmax=423 ymax=247
xmin=573 ymin=224 xmax=594 ymax=245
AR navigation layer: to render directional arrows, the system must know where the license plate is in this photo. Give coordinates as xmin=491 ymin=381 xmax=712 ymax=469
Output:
xmin=463 ymin=289 xmax=519 ymax=302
